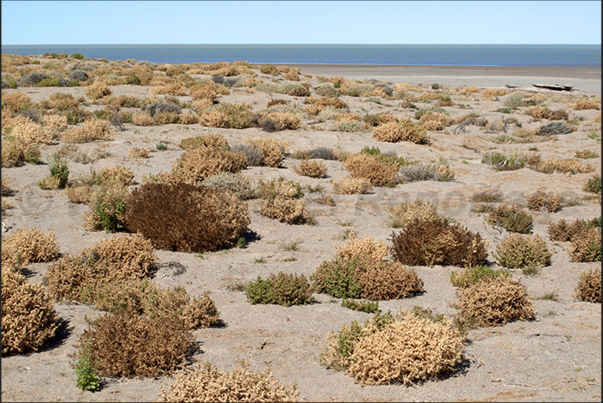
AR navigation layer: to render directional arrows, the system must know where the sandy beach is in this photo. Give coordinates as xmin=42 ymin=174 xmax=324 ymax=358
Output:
xmin=1 ymin=56 xmax=601 ymax=402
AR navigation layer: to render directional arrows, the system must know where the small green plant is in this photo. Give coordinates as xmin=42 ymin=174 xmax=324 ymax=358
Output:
xmin=411 ymin=305 xmax=445 ymax=324
xmin=341 ymin=299 xmax=379 ymax=313
xmin=498 ymin=108 xmax=512 ymax=114
xmin=70 ymin=53 xmax=84 ymax=60
xmin=450 ymin=265 xmax=511 ymax=288
xmin=74 ymin=340 xmax=101 ymax=392
xmin=575 ymin=150 xmax=599 ymax=159
xmin=535 ymin=292 xmax=560 ymax=302
xmin=244 ymin=272 xmax=313 ymax=306
xmin=584 ymin=174 xmax=601 ymax=194
xmin=254 ymin=257 xmax=265 ymax=263
xmin=587 ymin=131 xmax=601 ymax=141
xmin=487 ymin=204 xmax=533 ymax=234
xmin=156 ymin=142 xmax=168 ymax=150
xmin=481 ymin=149 xmax=526 ymax=171
xmin=280 ymin=239 xmax=302 ymax=251
xmin=49 ymin=154 xmax=69 ymax=189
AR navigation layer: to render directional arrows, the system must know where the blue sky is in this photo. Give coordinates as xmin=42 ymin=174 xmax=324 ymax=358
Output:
xmin=1 ymin=1 xmax=601 ymax=45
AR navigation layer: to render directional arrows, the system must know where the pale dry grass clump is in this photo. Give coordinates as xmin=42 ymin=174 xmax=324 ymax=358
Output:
xmin=179 ymin=112 xmax=199 ymax=125
xmin=372 ymin=119 xmax=429 ymax=144
xmin=149 ymin=83 xmax=187 ymax=96
xmin=243 ymin=137 xmax=288 ymax=167
xmin=47 ymin=92 xmax=79 ymax=111
xmin=335 ymin=232 xmax=388 ymax=262
xmin=260 ymin=196 xmax=307 ymax=225
xmin=456 ymin=276 xmax=535 ymax=326
xmin=292 ymin=159 xmax=328 ymax=178
xmin=345 ymin=310 xmax=464 ymax=386
xmin=394 ymin=83 xmax=424 ymax=92
xmin=419 ymin=112 xmax=454 ymax=131
xmin=2 ymin=227 xmax=60 ymax=267
xmin=179 ymin=133 xmax=229 ymax=150
xmin=389 ymin=200 xmax=441 ymax=228
xmin=481 ymin=88 xmax=507 ymax=98
xmin=1 ymin=270 xmax=61 ymax=356
xmin=534 ymin=158 xmax=594 ymax=174
xmin=494 ymin=233 xmax=551 ymax=269
xmin=158 ymin=361 xmax=299 ymax=402
xmin=131 ymin=112 xmax=156 ymax=126
xmin=332 ymin=176 xmax=373 ymax=195
xmin=343 ymin=153 xmax=400 ymax=187
xmin=1 ymin=136 xmax=41 ymax=167
xmin=574 ymin=99 xmax=601 ymax=110
xmin=1 ymin=92 xmax=33 ymax=114
xmin=259 ymin=112 xmax=302 ymax=131
xmin=61 ymin=119 xmax=113 ymax=143
xmin=64 ymin=184 xmax=93 ymax=204
xmin=525 ymin=190 xmax=561 ymax=212
xmin=9 ymin=120 xmax=53 ymax=145
xmin=171 ymin=147 xmax=247 ymax=185
xmin=42 ymin=114 xmax=68 ymax=130
xmin=97 ymin=164 xmax=134 ymax=186
xmin=127 ymin=147 xmax=150 ymax=159
xmin=569 ymin=227 xmax=601 ymax=263
xmin=85 ymin=81 xmax=112 ymax=100
xmin=457 ymin=85 xmax=480 ymax=95
xmin=575 ymin=268 xmax=601 ymax=303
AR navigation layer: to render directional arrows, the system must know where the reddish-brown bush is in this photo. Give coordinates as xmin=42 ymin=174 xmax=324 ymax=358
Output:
xmin=126 ymin=182 xmax=249 ymax=253
xmin=292 ymin=159 xmax=328 ymax=178
xmin=575 ymin=268 xmax=601 ymax=303
xmin=390 ymin=218 xmax=488 ymax=268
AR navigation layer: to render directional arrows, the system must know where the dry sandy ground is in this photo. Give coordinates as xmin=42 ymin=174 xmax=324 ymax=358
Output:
xmin=1 ymin=62 xmax=601 ymax=402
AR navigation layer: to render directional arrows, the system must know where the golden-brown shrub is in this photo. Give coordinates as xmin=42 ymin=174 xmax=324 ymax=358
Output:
xmin=48 ymin=92 xmax=79 ymax=111
xmin=64 ymin=184 xmax=92 ymax=204
xmin=42 ymin=114 xmax=68 ymax=130
xmin=575 ymin=268 xmax=601 ymax=303
xmin=1 ymin=174 xmax=11 ymax=197
xmin=354 ymin=260 xmax=424 ymax=301
xmin=372 ymin=119 xmax=429 ymax=144
xmin=1 ymin=92 xmax=32 ymax=113
xmin=456 ymin=276 xmax=535 ymax=326
xmin=179 ymin=133 xmax=229 ymax=150
xmin=171 ymin=147 xmax=247 ymax=185
xmin=243 ymin=137 xmax=288 ymax=167
xmin=131 ymin=112 xmax=155 ymax=126
xmin=347 ymin=310 xmax=464 ymax=385
xmin=2 ymin=227 xmax=60 ymax=266
xmin=97 ymin=164 xmax=134 ymax=186
xmin=534 ymin=158 xmax=594 ymax=174
xmin=569 ymin=227 xmax=601 ymax=263
xmin=419 ymin=111 xmax=454 ymax=131
xmin=332 ymin=176 xmax=373 ymax=195
xmin=574 ymin=99 xmax=601 ymax=110
xmin=390 ymin=218 xmax=488 ymax=268
xmin=481 ymin=88 xmax=507 ymax=98
xmin=10 ymin=120 xmax=53 ymax=145
xmin=125 ymin=183 xmax=250 ymax=253
xmin=189 ymin=82 xmax=218 ymax=101
xmin=179 ymin=112 xmax=198 ymax=124
xmin=198 ymin=109 xmax=227 ymax=127
xmin=343 ymin=153 xmax=400 ymax=187
xmin=494 ymin=233 xmax=551 ymax=269
xmin=85 ymin=81 xmax=112 ymax=100
xmin=292 ymin=159 xmax=328 ymax=178
xmin=548 ymin=218 xmax=592 ymax=242
xmin=127 ymin=147 xmax=150 ymax=159
xmin=305 ymin=96 xmax=349 ymax=109
xmin=61 ymin=119 xmax=113 ymax=143
xmin=1 ymin=270 xmax=60 ymax=356
xmin=394 ymin=82 xmax=424 ymax=92
xmin=335 ymin=232 xmax=388 ymax=263
xmin=74 ymin=311 xmax=192 ymax=378
xmin=526 ymin=105 xmax=551 ymax=119
xmin=149 ymin=83 xmax=187 ymax=96
xmin=158 ymin=361 xmax=299 ymax=402
xmin=1 ymin=136 xmax=41 ymax=167
xmin=525 ymin=190 xmax=561 ymax=212
xmin=260 ymin=197 xmax=307 ymax=224
xmin=389 ymin=200 xmax=441 ymax=228
xmin=153 ymin=111 xmax=181 ymax=125
xmin=259 ymin=112 xmax=301 ymax=131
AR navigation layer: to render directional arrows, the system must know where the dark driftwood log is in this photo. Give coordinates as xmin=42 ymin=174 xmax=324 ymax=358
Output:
xmin=532 ymin=84 xmax=573 ymax=91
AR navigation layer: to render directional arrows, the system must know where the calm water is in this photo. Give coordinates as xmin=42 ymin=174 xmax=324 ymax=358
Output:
xmin=1 ymin=44 xmax=600 ymax=68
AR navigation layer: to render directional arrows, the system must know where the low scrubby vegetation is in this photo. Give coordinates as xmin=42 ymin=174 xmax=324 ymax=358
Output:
xmin=244 ymin=272 xmax=313 ymax=306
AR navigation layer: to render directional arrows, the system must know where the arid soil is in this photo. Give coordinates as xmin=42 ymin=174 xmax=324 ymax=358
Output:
xmin=1 ymin=60 xmax=601 ymax=402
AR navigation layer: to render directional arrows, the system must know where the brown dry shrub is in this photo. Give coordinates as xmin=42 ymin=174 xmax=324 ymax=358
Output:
xmin=64 ymin=184 xmax=92 ymax=204
xmin=362 ymin=112 xmax=398 ymax=127
xmin=418 ymin=92 xmax=441 ymax=101
xmin=179 ymin=133 xmax=229 ymax=150
xmin=394 ymin=83 xmax=423 ymax=92
xmin=131 ymin=112 xmax=155 ymax=126
xmin=150 ymin=83 xmax=187 ymax=96
xmin=125 ymin=183 xmax=250 ymax=253
xmin=179 ymin=112 xmax=198 ymax=124
xmin=494 ymin=233 xmax=551 ymax=269
xmin=198 ymin=109 xmax=227 ymax=127
xmin=85 ymin=81 xmax=112 ymax=100
xmin=47 ymin=92 xmax=79 ymax=111
xmin=525 ymin=191 xmax=561 ymax=212
xmin=153 ymin=112 xmax=181 ymax=125
xmin=575 ymin=268 xmax=601 ymax=303
xmin=526 ymin=105 xmax=551 ymax=119
xmin=343 ymin=153 xmax=400 ymax=187
xmin=267 ymin=99 xmax=289 ymax=108
xmin=456 ymin=276 xmax=535 ymax=327
xmin=1 ymin=92 xmax=33 ymax=113
xmin=42 ymin=114 xmax=68 ymax=130
xmin=419 ymin=112 xmax=454 ymax=131
xmin=1 ymin=270 xmax=60 ymax=356
xmin=354 ymin=260 xmax=424 ymax=301
xmin=389 ymin=200 xmax=441 ymax=228
xmin=569 ymin=227 xmax=601 ymax=263
xmin=336 ymin=112 xmax=361 ymax=123
xmin=574 ymin=99 xmax=601 ymax=110
xmin=259 ymin=112 xmax=301 ymax=131
xmin=158 ymin=361 xmax=299 ymax=402
xmin=457 ymin=85 xmax=480 ymax=95
xmin=1 ymin=136 xmax=41 ymax=167
xmin=171 ymin=147 xmax=247 ymax=185
xmin=284 ymin=69 xmax=300 ymax=81
xmin=346 ymin=310 xmax=464 ymax=386
xmin=1 ymin=175 xmax=11 ymax=196
xmin=10 ymin=120 xmax=53 ymax=145
xmin=98 ymin=164 xmax=134 ymax=186
xmin=242 ymin=137 xmax=288 ymax=167
xmin=87 ymin=233 xmax=156 ymax=280
xmin=74 ymin=311 xmax=192 ymax=378
xmin=548 ymin=218 xmax=592 ymax=242
xmin=260 ymin=197 xmax=307 ymax=224
xmin=534 ymin=158 xmax=594 ymax=174
xmin=372 ymin=119 xmax=429 ymax=144
xmin=305 ymin=96 xmax=349 ymax=109
xmin=61 ymin=119 xmax=113 ymax=143
xmin=2 ymin=227 xmax=60 ymax=266
xmin=481 ymin=88 xmax=507 ymax=98
xmin=127 ymin=147 xmax=150 ymax=159
xmin=332 ymin=176 xmax=373 ymax=195
xmin=335 ymin=232 xmax=388 ymax=263
xmin=390 ymin=218 xmax=488 ymax=268
xmin=292 ymin=159 xmax=328 ymax=178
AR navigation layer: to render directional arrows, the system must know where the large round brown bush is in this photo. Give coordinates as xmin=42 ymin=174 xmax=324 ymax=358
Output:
xmin=125 ymin=182 xmax=250 ymax=253
xmin=2 ymin=270 xmax=60 ymax=356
